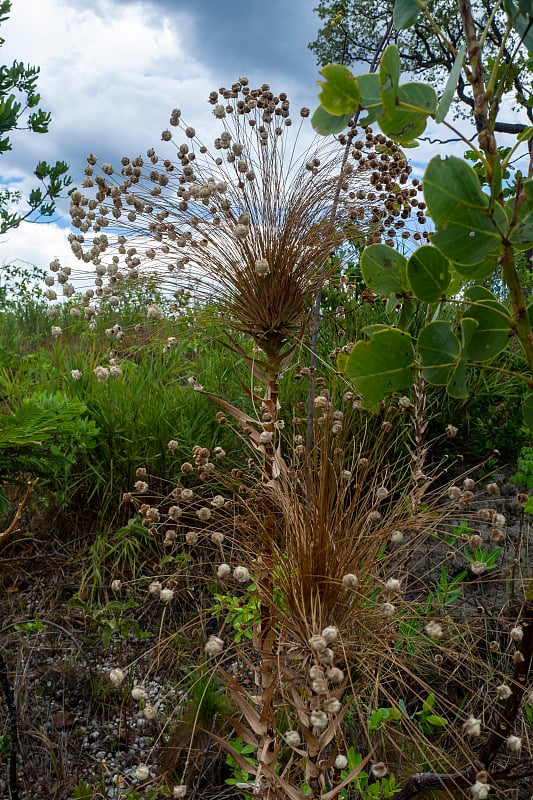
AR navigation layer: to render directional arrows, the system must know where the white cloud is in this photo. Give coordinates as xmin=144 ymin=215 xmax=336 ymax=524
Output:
xmin=0 ymin=220 xmax=75 ymax=272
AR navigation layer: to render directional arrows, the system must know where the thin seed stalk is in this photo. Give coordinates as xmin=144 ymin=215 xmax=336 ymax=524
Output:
xmin=255 ymin=371 xmax=280 ymax=796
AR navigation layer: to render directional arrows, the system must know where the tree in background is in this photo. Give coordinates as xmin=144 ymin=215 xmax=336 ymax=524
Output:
xmin=0 ymin=0 xmax=70 ymax=235
xmin=309 ymin=0 xmax=533 ymax=135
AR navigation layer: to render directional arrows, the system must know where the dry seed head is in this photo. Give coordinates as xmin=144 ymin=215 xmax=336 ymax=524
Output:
xmin=371 ymin=762 xmax=388 ymax=779
xmin=335 ymin=754 xmax=348 ymax=770
xmin=318 ymin=647 xmax=334 ymax=664
xmin=285 ymin=730 xmax=301 ymax=747
xmin=310 ymin=710 xmax=328 ymax=729
xmin=425 ymin=621 xmax=444 ymax=639
xmin=185 ymin=530 xmax=199 ymax=545
xmin=217 ymin=563 xmax=231 ymax=578
xmin=470 ymin=781 xmax=490 ymax=799
xmin=463 ymin=717 xmax=482 ymax=737
xmin=321 ymin=626 xmax=339 ymax=643
xmin=233 ymin=566 xmax=250 ymax=583
xmin=382 ymin=602 xmax=395 ymax=617
xmin=326 ymin=667 xmax=344 ymax=684
xmin=143 ymin=704 xmax=158 ymax=720
xmin=323 ymin=697 xmax=341 ymax=714
xmin=510 ymin=625 xmax=524 ymax=642
xmin=463 ymin=477 xmax=475 ymax=491
xmin=111 ymin=579 xmax=122 ymax=593
xmin=309 ymin=634 xmax=328 ymax=652
xmin=390 ymin=530 xmax=404 ymax=544
xmin=486 ymin=482 xmax=500 ymax=495
xmin=470 ymin=561 xmax=486 ymax=576
xmin=446 ymin=424 xmax=458 ymax=437
xmin=495 ymin=684 xmax=512 ymax=700
xmin=160 ymin=588 xmax=174 ymax=602
xmin=148 ymin=580 xmax=162 ymax=596
xmin=173 ymin=786 xmax=187 ymax=799
xmin=506 ymin=734 xmax=522 ymax=752
xmin=196 ymin=507 xmax=212 ymax=521
xmin=135 ymin=764 xmax=150 ymax=781
xmin=205 ymin=635 xmax=224 ymax=656
xmin=385 ymin=578 xmax=402 ymax=594
xmin=131 ymin=685 xmax=146 ymax=701
xmin=448 ymin=486 xmax=461 ymax=501
xmin=109 ymin=667 xmax=126 ymax=687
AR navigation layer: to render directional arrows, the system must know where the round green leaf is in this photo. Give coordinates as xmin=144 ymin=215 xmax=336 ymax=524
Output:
xmin=361 ymin=244 xmax=408 ymax=296
xmin=424 ymin=156 xmax=488 ymax=223
xmin=317 ymin=64 xmax=361 ymax=116
xmin=393 ymin=0 xmax=424 ymax=29
xmin=407 ymin=245 xmax=450 ymax=301
xmin=356 ymin=72 xmax=384 ymax=125
xmin=345 ymin=328 xmax=415 ymax=409
xmin=379 ymin=45 xmax=400 ymax=114
xmin=311 ymin=105 xmax=352 ymax=135
xmin=462 ymin=301 xmax=512 ymax=361
xmin=417 ymin=321 xmax=460 ymax=385
xmin=378 ymin=83 xmax=437 ymax=145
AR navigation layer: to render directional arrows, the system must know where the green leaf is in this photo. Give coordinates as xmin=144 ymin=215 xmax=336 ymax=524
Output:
xmin=317 ymin=64 xmax=361 ymax=116
xmin=311 ymin=105 xmax=352 ymax=135
xmin=504 ymin=0 xmax=533 ymax=52
xmin=430 ymin=212 xmax=502 ymax=266
xmin=417 ymin=321 xmax=460 ymax=385
xmin=361 ymin=244 xmax=408 ymax=296
xmin=509 ymin=211 xmax=533 ymax=245
xmin=379 ymin=45 xmax=400 ymax=114
xmin=425 ymin=714 xmax=448 ymax=727
xmin=422 ymin=694 xmax=435 ymax=712
xmin=393 ymin=0 xmax=424 ymax=29
xmin=446 ymin=355 xmax=468 ymax=399
xmin=424 ymin=156 xmax=489 ymax=222
xmin=435 ymin=44 xmax=466 ymax=123
xmin=462 ymin=300 xmax=511 ymax=362
xmin=345 ymin=328 xmax=415 ymax=409
xmin=407 ymin=245 xmax=450 ymax=301
xmin=356 ymin=72 xmax=384 ymax=125
xmin=424 ymin=162 xmax=507 ymax=266
xmin=523 ymin=393 xmax=533 ymax=432
xmin=378 ymin=82 xmax=437 ymax=144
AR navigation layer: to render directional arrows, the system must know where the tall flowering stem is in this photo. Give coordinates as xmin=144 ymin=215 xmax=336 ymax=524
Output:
xmin=66 ymin=77 xmax=419 ymax=799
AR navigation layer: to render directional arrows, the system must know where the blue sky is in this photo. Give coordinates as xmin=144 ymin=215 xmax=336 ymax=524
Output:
xmin=0 ymin=0 xmax=321 ymax=272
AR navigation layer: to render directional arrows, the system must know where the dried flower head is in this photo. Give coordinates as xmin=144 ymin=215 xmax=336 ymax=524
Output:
xmin=506 ymin=734 xmax=522 ymax=752
xmin=342 ymin=573 xmax=358 ymax=588
xmin=109 ymin=667 xmax=126 ymax=687
xmin=285 ymin=730 xmax=301 ymax=748
xmin=495 ymin=683 xmax=512 ymax=700
xmin=371 ymin=762 xmax=388 ymax=779
xmin=131 ymin=685 xmax=147 ymax=701
xmin=217 ymin=563 xmax=231 ymax=578
xmin=173 ymin=786 xmax=187 ymax=799
xmin=470 ymin=780 xmax=490 ymax=799
xmin=70 ymin=80 xmax=415 ymax=365
xmin=463 ymin=716 xmax=482 ymax=737
xmin=335 ymin=754 xmax=348 ymax=770
xmin=233 ymin=565 xmax=250 ymax=583
xmin=135 ymin=764 xmax=150 ymax=781
xmin=205 ymin=635 xmax=224 ymax=656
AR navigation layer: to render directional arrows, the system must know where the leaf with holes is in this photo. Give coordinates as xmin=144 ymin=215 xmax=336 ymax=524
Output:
xmin=317 ymin=64 xmax=361 ymax=116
